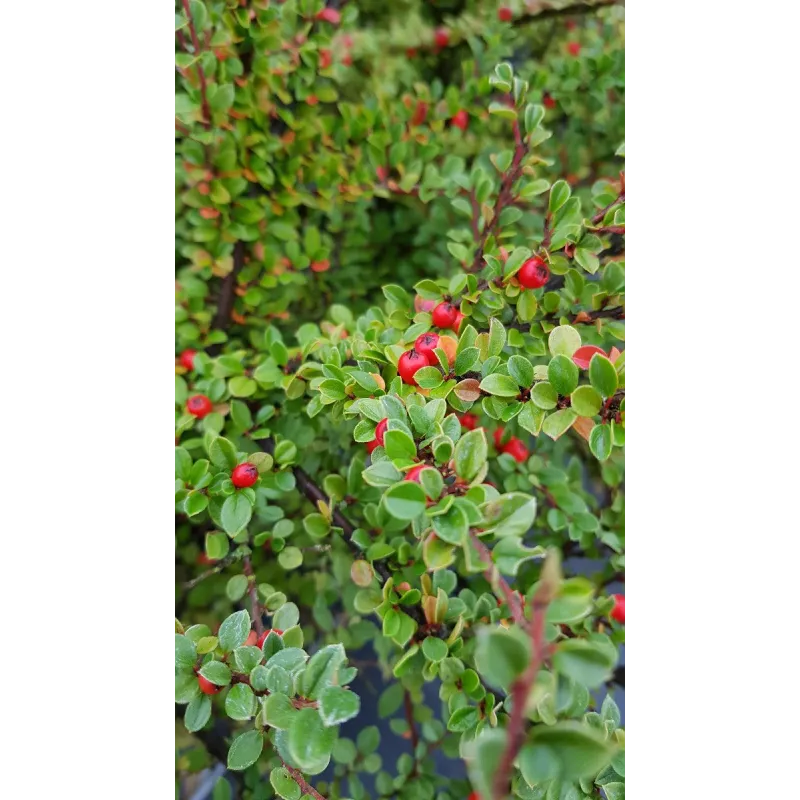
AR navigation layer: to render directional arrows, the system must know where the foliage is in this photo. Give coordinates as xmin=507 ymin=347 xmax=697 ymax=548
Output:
xmin=176 ymin=2 xmax=625 ymax=799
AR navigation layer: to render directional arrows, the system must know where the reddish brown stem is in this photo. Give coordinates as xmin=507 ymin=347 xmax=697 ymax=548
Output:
xmin=491 ymin=593 xmax=550 ymax=800
xmin=469 ymin=530 xmax=524 ymax=624
xmin=180 ymin=0 xmax=212 ymax=128
xmin=281 ymin=761 xmax=327 ymax=800
xmin=404 ymin=690 xmax=420 ymax=750
xmin=242 ymin=555 xmax=264 ymax=637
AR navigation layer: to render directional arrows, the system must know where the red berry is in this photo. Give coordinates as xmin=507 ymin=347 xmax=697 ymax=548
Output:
xmin=468 ymin=793 xmax=480 ymax=800
xmin=197 ymin=552 xmax=216 ymax=566
xmin=187 ymin=394 xmax=213 ymax=418
xmin=376 ymin=165 xmax=389 ymax=182
xmin=405 ymin=465 xmax=425 ymax=483
xmin=493 ymin=427 xmax=506 ymax=449
xmin=316 ymin=8 xmax=341 ymax=24
xmin=244 ymin=630 xmax=258 ymax=647
xmin=306 ymin=95 xmax=319 ymax=106
xmin=451 ymin=110 xmax=469 ymax=131
xmin=543 ymin=93 xmax=556 ymax=110
xmin=198 ymin=674 xmax=222 ymax=695
xmin=572 ymin=345 xmax=607 ymax=370
xmin=398 ymin=349 xmax=427 ymax=386
xmin=374 ymin=418 xmax=389 ymax=447
xmin=199 ymin=207 xmax=219 ymax=220
xmin=566 ymin=20 xmax=577 ymax=31
xmin=342 ymin=53 xmax=353 ymax=66
xmin=434 ymin=28 xmax=450 ymax=48
xmin=411 ymin=100 xmax=429 ymax=126
xmin=311 ymin=259 xmax=331 ymax=272
xmin=517 ymin=257 xmax=550 ymax=289
xmin=432 ymin=302 xmax=458 ymax=329
xmin=319 ymin=49 xmax=332 ymax=69
xmin=179 ymin=349 xmax=197 ymax=370
xmin=610 ymin=594 xmax=625 ymax=624
xmin=257 ymin=628 xmax=284 ymax=649
xmin=452 ymin=310 xmax=465 ymax=333
xmin=503 ymin=437 xmax=530 ymax=464
xmin=567 ymin=41 xmax=581 ymax=56
xmin=197 ymin=182 xmax=210 ymax=195
xmin=231 ymin=463 xmax=259 ymax=488
xmin=406 ymin=47 xmax=418 ymax=59
xmin=498 ymin=7 xmax=513 ymax=22
xmin=414 ymin=332 xmax=441 ymax=365
xmin=460 ymin=413 xmax=478 ymax=431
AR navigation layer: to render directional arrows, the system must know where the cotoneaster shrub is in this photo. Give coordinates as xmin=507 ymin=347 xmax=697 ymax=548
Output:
xmin=176 ymin=2 xmax=625 ymax=799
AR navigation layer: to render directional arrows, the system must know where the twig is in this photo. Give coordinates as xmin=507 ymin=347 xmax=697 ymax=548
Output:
xmin=469 ymin=530 xmax=525 ymax=624
xmin=182 ymin=547 xmax=248 ymax=590
xmin=180 ymin=0 xmax=212 ymax=128
xmin=243 ymin=555 xmax=264 ymax=637
xmin=491 ymin=588 xmax=551 ymax=800
xmin=211 ymin=240 xmax=246 ymax=335
xmin=281 ymin=761 xmax=327 ymax=800
xmin=404 ymin=690 xmax=420 ymax=751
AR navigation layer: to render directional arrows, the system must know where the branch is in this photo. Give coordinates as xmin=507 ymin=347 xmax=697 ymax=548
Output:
xmin=514 ymin=0 xmax=623 ymax=28
xmin=404 ymin=690 xmax=420 ymax=751
xmin=469 ymin=530 xmax=525 ymax=624
xmin=211 ymin=240 xmax=246 ymax=336
xmin=243 ymin=555 xmax=264 ymax=637
xmin=182 ymin=546 xmax=248 ymax=590
xmin=281 ymin=761 xmax=327 ymax=800
xmin=179 ymin=0 xmax=212 ymax=128
xmin=491 ymin=587 xmax=552 ymax=800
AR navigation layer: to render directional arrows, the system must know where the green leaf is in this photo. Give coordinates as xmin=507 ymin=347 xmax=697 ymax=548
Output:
xmin=570 ymin=386 xmax=603 ymax=417
xmin=453 ymin=428 xmax=488 ymax=482
xmin=299 ymin=644 xmax=346 ymax=700
xmin=518 ymin=722 xmax=615 ymax=784
xmin=176 ymin=634 xmax=197 ymax=671
xmin=185 ymin=695 xmax=212 ymax=732
xmin=454 ymin=347 xmax=480 ymax=375
xmin=383 ymin=481 xmax=426 ymax=521
xmin=199 ymin=661 xmax=231 ymax=686
xmin=270 ymin=767 xmax=301 ymax=800
xmin=489 ymin=101 xmax=517 ymax=120
xmin=481 ymin=493 xmax=537 ymax=537
xmin=227 ymin=730 xmax=264 ymax=771
xmin=278 ymin=546 xmax=303 ymax=570
xmin=273 ymin=602 xmax=300 ymax=630
xmin=432 ymin=502 xmax=469 ymax=545
xmin=488 ymin=317 xmax=507 ymax=357
xmin=209 ymin=436 xmax=238 ymax=470
xmin=221 ymin=494 xmax=252 ymax=535
xmin=542 ymin=409 xmax=578 ymax=440
xmin=263 ymin=693 xmax=297 ymax=730
xmin=218 ymin=609 xmax=251 ymax=652
xmin=547 ymin=355 xmax=579 ymax=396
xmin=532 ymin=381 xmax=558 ymax=410
xmin=553 ymin=640 xmax=616 ymax=688
xmin=225 ymin=683 xmax=256 ymax=720
xmin=479 ymin=373 xmax=519 ymax=397
xmin=474 ymin=626 xmax=530 ymax=691
xmin=507 ymin=355 xmax=534 ymax=388
xmin=184 ymin=492 xmax=209 ymax=517
xmin=589 ymin=424 xmax=613 ymax=460
xmin=421 ymin=637 xmax=448 ymax=663
xmin=288 ymin=708 xmax=336 ymax=775
xmin=548 ymin=325 xmax=581 ymax=357
xmin=384 ymin=429 xmax=418 ymax=461
xmin=465 ymin=729 xmax=508 ymax=800
xmin=503 ymin=246 xmax=532 ymax=278
xmin=589 ymin=355 xmax=619 ymax=397
xmin=448 ymin=706 xmax=480 ymax=732
xmin=319 ymin=686 xmax=361 ymax=726
xmin=206 ymin=531 xmax=229 ymax=560
xmin=549 ymin=180 xmax=572 ymax=214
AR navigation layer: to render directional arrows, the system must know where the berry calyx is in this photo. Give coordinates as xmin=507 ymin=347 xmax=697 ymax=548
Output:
xmin=432 ymin=302 xmax=459 ymax=329
xmin=405 ymin=465 xmax=425 ymax=483
xmin=231 ymin=463 xmax=259 ymax=488
xmin=610 ymin=594 xmax=625 ymax=624
xmin=414 ymin=332 xmax=441 ymax=365
xmin=316 ymin=7 xmax=341 ymax=24
xmin=567 ymin=41 xmax=581 ymax=56
xmin=572 ymin=345 xmax=607 ymax=370
xmin=460 ymin=413 xmax=478 ymax=431
xmin=198 ymin=674 xmax=223 ymax=695
xmin=503 ymin=437 xmax=530 ymax=464
xmin=187 ymin=395 xmax=213 ymax=418
xmin=398 ymin=350 xmax=427 ymax=385
xmin=498 ymin=7 xmax=513 ymax=22
xmin=434 ymin=28 xmax=450 ymax=48
xmin=257 ymin=628 xmax=284 ymax=648
xmin=451 ymin=110 xmax=469 ymax=131
xmin=517 ymin=257 xmax=550 ymax=289
xmin=179 ymin=349 xmax=197 ymax=370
